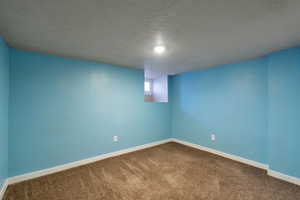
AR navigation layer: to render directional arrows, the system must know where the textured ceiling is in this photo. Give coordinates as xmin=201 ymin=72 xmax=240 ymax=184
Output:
xmin=1 ymin=0 xmax=300 ymax=74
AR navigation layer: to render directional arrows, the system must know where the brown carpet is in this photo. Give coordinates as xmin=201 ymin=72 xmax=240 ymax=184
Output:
xmin=4 ymin=142 xmax=300 ymax=200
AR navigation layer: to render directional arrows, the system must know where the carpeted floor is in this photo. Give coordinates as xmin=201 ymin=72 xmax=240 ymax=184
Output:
xmin=4 ymin=142 xmax=300 ymax=200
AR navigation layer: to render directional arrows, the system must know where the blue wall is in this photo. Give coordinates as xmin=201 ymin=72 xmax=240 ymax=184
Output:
xmin=0 ymin=38 xmax=9 ymax=188
xmin=9 ymin=49 xmax=171 ymax=177
xmin=171 ymin=49 xmax=300 ymax=178
xmin=4 ymin=41 xmax=300 ymax=180
xmin=268 ymin=47 xmax=300 ymax=178
xmin=171 ymin=58 xmax=268 ymax=164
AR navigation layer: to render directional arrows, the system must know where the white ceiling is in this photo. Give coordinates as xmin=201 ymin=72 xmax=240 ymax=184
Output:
xmin=1 ymin=0 xmax=300 ymax=74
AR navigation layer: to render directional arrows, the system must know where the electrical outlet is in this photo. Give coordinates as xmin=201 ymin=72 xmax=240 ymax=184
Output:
xmin=211 ymin=134 xmax=216 ymax=141
xmin=113 ymin=136 xmax=118 ymax=142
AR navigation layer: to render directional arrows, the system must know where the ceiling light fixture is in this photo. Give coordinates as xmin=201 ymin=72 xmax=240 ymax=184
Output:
xmin=153 ymin=45 xmax=166 ymax=54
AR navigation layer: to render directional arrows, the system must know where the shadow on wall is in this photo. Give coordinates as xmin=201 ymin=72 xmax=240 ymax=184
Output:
xmin=0 ymin=37 xmax=9 ymax=191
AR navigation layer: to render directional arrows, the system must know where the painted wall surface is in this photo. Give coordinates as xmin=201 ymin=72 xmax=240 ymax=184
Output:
xmin=268 ymin=47 xmax=300 ymax=178
xmin=171 ymin=58 xmax=268 ymax=164
xmin=0 ymin=38 xmax=9 ymax=188
xmin=5 ymin=43 xmax=300 ymax=180
xmin=9 ymin=49 xmax=171 ymax=177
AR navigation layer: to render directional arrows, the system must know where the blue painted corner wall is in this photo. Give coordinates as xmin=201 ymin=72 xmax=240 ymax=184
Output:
xmin=0 ymin=38 xmax=9 ymax=189
xmin=171 ymin=47 xmax=300 ymax=179
xmin=1 ymin=35 xmax=300 ymax=181
xmin=8 ymin=49 xmax=171 ymax=177
xmin=268 ymin=47 xmax=300 ymax=178
xmin=170 ymin=57 xmax=268 ymax=164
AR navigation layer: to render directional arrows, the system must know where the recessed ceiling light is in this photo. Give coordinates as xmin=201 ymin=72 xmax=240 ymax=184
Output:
xmin=153 ymin=45 xmax=166 ymax=54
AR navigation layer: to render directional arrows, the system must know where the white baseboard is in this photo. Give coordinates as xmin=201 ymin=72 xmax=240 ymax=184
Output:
xmin=0 ymin=179 xmax=8 ymax=200
xmin=268 ymin=169 xmax=300 ymax=186
xmin=8 ymin=139 xmax=172 ymax=185
xmin=171 ymin=138 xmax=300 ymax=186
xmin=5 ymin=138 xmax=300 ymax=189
xmin=171 ymin=138 xmax=268 ymax=170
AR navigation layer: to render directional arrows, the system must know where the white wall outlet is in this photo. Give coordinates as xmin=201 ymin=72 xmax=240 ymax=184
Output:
xmin=113 ymin=136 xmax=118 ymax=142
xmin=211 ymin=134 xmax=216 ymax=141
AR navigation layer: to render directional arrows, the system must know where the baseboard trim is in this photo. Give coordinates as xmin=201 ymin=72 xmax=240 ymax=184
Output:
xmin=6 ymin=138 xmax=300 ymax=188
xmin=171 ymin=138 xmax=268 ymax=170
xmin=171 ymin=138 xmax=300 ymax=186
xmin=0 ymin=179 xmax=8 ymax=200
xmin=268 ymin=169 xmax=300 ymax=186
xmin=8 ymin=139 xmax=172 ymax=185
